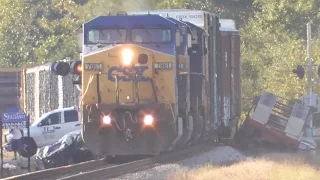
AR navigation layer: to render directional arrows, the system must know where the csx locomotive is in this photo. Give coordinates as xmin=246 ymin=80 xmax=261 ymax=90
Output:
xmin=50 ymin=9 xmax=241 ymax=156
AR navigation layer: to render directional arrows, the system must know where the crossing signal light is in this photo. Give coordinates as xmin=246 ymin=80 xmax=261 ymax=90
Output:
xmin=70 ymin=60 xmax=82 ymax=75
xmin=51 ymin=61 xmax=70 ymax=76
xmin=292 ymin=65 xmax=305 ymax=79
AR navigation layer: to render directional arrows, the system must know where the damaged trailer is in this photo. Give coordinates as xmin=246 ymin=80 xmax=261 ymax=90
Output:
xmin=234 ymin=91 xmax=317 ymax=152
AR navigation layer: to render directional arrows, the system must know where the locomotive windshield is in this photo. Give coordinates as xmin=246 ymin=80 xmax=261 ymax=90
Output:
xmin=88 ymin=29 xmax=126 ymax=44
xmin=131 ymin=28 xmax=171 ymax=43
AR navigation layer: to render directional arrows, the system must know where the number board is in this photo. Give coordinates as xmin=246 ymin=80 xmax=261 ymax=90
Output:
xmin=84 ymin=63 xmax=103 ymax=71
xmin=154 ymin=62 xmax=184 ymax=70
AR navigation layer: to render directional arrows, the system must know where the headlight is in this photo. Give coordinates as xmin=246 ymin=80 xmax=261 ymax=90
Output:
xmin=102 ymin=115 xmax=111 ymax=125
xmin=143 ymin=115 xmax=153 ymax=126
xmin=122 ymin=49 xmax=133 ymax=66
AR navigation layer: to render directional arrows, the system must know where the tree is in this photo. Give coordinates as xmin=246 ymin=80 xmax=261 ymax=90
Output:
xmin=253 ymin=0 xmax=320 ymax=38
xmin=0 ymin=0 xmax=36 ymax=67
xmin=240 ymin=0 xmax=320 ymax=115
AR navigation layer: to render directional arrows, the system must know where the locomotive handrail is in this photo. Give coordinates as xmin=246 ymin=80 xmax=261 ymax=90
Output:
xmin=80 ymin=74 xmax=95 ymax=105
xmin=114 ymin=74 xmax=120 ymax=104
xmin=96 ymin=73 xmax=102 ymax=104
xmin=133 ymin=74 xmax=140 ymax=104
xmin=150 ymin=78 xmax=159 ymax=103
xmin=154 ymin=78 xmax=176 ymax=123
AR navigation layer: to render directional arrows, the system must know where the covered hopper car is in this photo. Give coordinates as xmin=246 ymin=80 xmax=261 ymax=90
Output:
xmin=49 ymin=9 xmax=241 ymax=156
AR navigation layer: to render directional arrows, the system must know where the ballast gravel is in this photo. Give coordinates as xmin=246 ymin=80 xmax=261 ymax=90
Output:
xmin=109 ymin=146 xmax=247 ymax=180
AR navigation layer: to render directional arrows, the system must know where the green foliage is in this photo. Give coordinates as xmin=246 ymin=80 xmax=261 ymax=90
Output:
xmin=240 ymin=0 xmax=320 ymax=116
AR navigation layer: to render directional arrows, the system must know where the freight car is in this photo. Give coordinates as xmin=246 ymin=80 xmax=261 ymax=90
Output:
xmin=234 ymin=91 xmax=317 ymax=152
xmin=49 ymin=9 xmax=241 ymax=156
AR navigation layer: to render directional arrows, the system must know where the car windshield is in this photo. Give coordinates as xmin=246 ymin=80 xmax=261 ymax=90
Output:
xmin=88 ymin=28 xmax=126 ymax=44
xmin=131 ymin=28 xmax=171 ymax=43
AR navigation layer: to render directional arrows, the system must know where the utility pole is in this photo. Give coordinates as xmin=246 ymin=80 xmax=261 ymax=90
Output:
xmin=307 ymin=23 xmax=312 ymax=106
xmin=307 ymin=22 xmax=313 ymax=136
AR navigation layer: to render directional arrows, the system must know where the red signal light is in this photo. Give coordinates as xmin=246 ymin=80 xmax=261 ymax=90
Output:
xmin=76 ymin=64 xmax=82 ymax=73
xmin=70 ymin=61 xmax=82 ymax=75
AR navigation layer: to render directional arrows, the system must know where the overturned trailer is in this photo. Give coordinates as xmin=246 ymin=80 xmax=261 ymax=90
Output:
xmin=235 ymin=91 xmax=317 ymax=152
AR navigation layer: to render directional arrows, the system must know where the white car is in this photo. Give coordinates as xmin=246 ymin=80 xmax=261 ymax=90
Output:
xmin=4 ymin=107 xmax=81 ymax=148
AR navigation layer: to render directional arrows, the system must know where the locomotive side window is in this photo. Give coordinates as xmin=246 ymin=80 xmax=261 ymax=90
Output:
xmin=88 ymin=29 xmax=127 ymax=44
xmin=131 ymin=28 xmax=171 ymax=43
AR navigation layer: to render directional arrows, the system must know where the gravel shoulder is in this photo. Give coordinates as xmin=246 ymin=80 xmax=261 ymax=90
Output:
xmin=108 ymin=146 xmax=247 ymax=180
xmin=107 ymin=146 xmax=320 ymax=180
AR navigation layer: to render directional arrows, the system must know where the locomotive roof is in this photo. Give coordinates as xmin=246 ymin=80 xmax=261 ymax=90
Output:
xmin=83 ymin=14 xmax=176 ymax=29
xmin=128 ymin=10 xmax=238 ymax=31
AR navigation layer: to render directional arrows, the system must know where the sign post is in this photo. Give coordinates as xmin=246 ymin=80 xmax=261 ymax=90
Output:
xmin=0 ymin=107 xmax=30 ymax=175
xmin=0 ymin=119 xmax=3 ymax=177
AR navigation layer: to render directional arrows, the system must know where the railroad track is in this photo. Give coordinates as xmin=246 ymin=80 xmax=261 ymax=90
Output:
xmin=5 ymin=143 xmax=215 ymax=180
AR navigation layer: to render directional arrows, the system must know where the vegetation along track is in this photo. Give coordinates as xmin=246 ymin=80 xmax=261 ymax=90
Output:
xmin=5 ymin=143 xmax=216 ymax=180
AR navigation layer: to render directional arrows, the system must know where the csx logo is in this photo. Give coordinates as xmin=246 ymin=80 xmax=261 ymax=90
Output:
xmin=108 ymin=66 xmax=149 ymax=82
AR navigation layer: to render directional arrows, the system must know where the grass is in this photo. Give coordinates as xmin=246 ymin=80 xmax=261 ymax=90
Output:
xmin=170 ymin=152 xmax=320 ymax=180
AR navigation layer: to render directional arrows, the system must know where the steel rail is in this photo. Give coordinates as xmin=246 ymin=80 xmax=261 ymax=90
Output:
xmin=4 ymin=143 xmax=215 ymax=180
xmin=58 ymin=143 xmax=215 ymax=180
xmin=4 ymin=158 xmax=108 ymax=180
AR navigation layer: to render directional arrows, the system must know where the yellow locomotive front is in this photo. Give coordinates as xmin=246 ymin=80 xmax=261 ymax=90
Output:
xmin=79 ymin=14 xmax=182 ymax=156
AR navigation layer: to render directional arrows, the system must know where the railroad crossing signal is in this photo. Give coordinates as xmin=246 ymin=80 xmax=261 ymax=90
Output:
xmin=51 ymin=61 xmax=70 ymax=76
xmin=293 ymin=65 xmax=320 ymax=79
xmin=50 ymin=60 xmax=82 ymax=76
xmin=292 ymin=65 xmax=305 ymax=79
xmin=70 ymin=60 xmax=82 ymax=76
xmin=50 ymin=60 xmax=82 ymax=91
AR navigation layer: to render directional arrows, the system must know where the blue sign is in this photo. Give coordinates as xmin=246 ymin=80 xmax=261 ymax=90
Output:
xmin=108 ymin=66 xmax=149 ymax=82
xmin=1 ymin=107 xmax=28 ymax=129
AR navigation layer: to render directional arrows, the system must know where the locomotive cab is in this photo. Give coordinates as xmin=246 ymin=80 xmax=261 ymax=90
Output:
xmin=78 ymin=14 xmax=184 ymax=156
